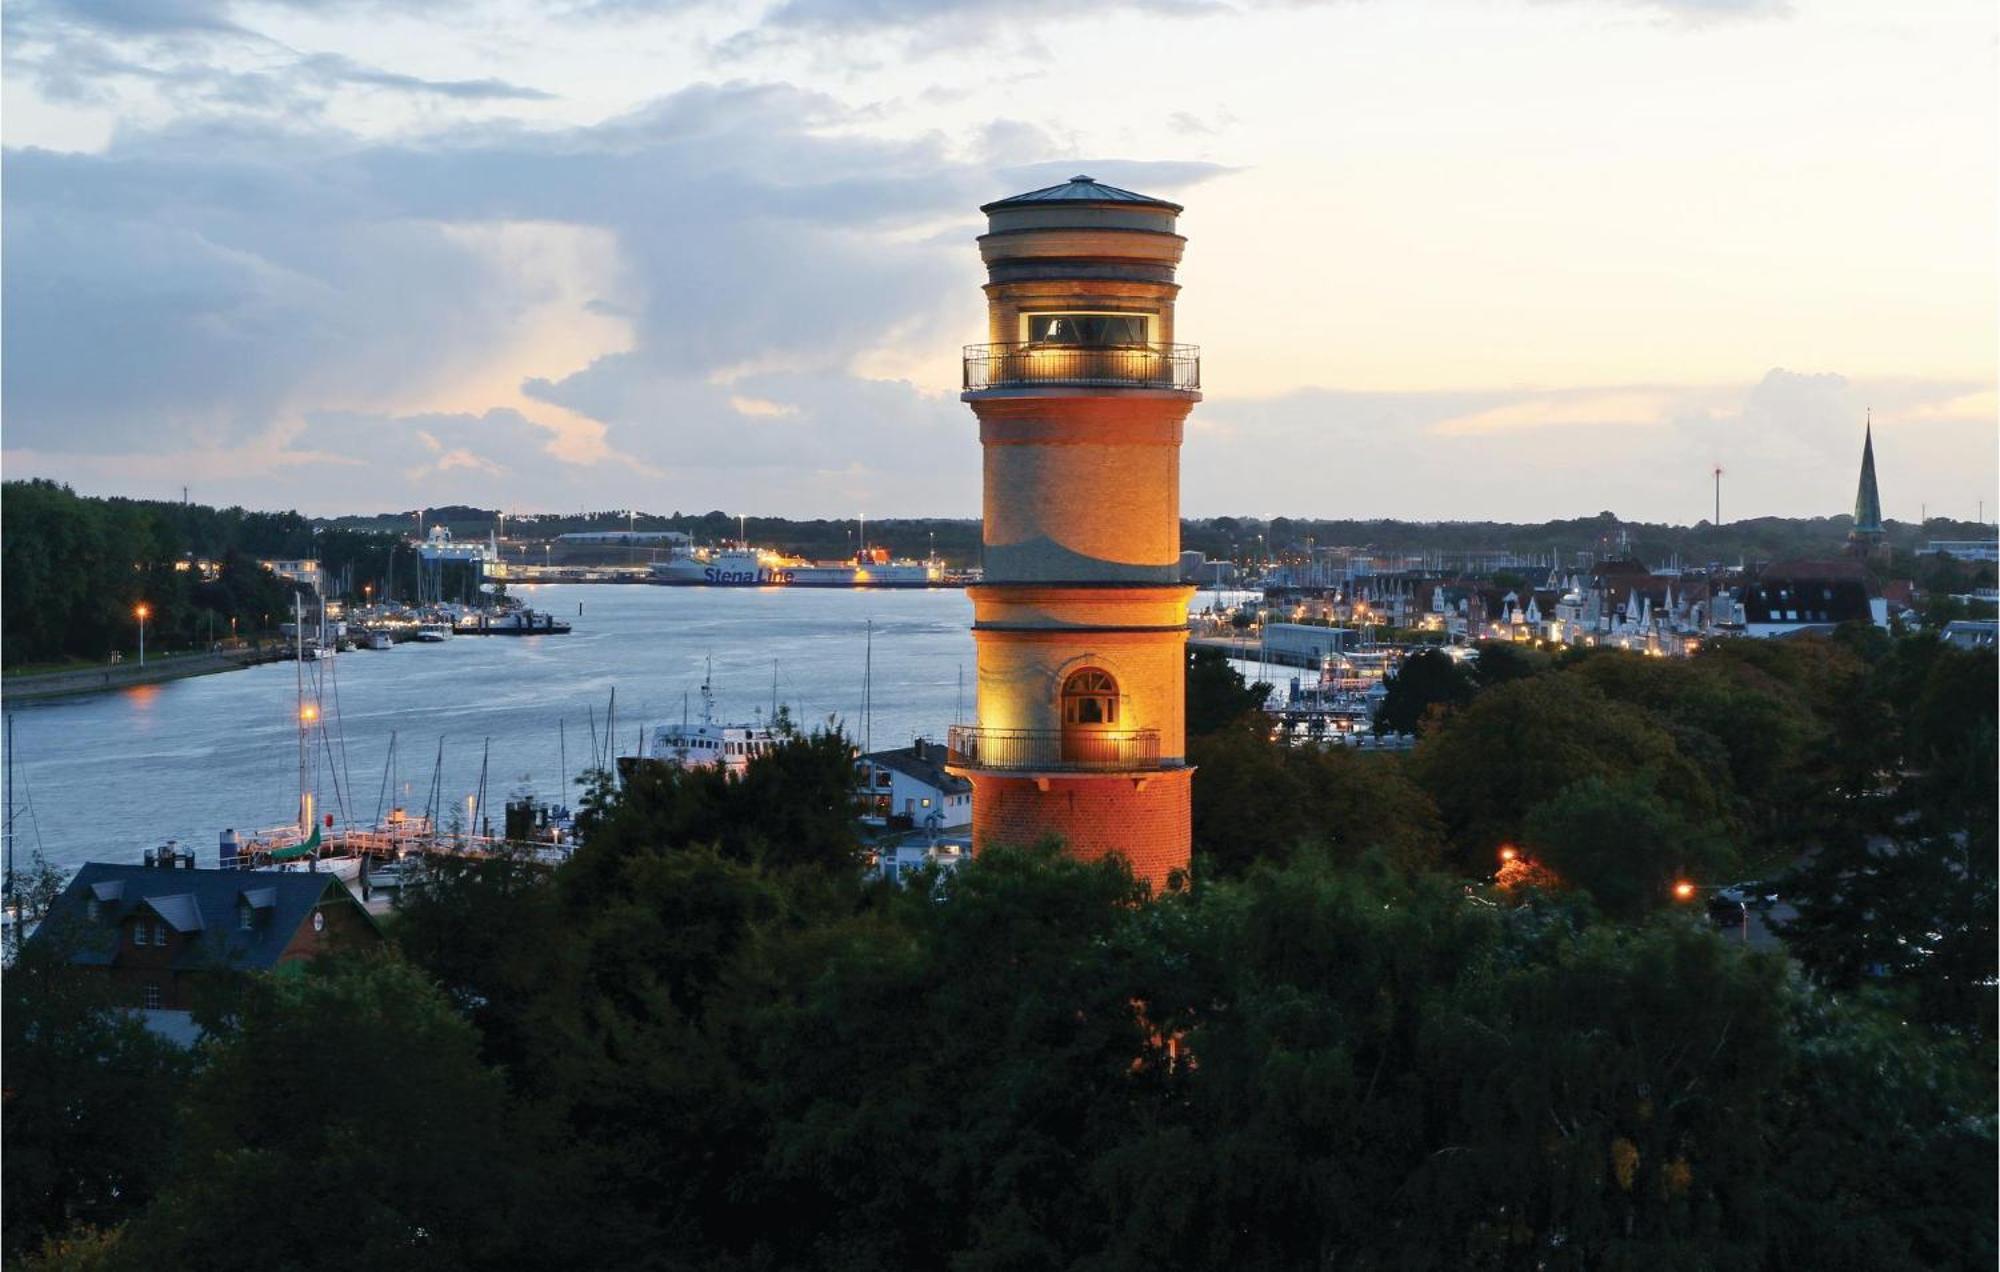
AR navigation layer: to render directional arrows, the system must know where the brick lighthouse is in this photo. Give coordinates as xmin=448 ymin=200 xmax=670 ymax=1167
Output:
xmin=945 ymin=175 xmax=1200 ymax=891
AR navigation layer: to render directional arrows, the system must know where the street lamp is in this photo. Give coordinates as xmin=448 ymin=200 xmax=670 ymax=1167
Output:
xmin=134 ymin=603 xmax=150 ymax=668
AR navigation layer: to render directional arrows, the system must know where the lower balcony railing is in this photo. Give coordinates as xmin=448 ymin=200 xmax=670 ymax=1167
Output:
xmin=963 ymin=343 xmax=1200 ymax=393
xmin=946 ymin=724 xmax=1162 ymax=773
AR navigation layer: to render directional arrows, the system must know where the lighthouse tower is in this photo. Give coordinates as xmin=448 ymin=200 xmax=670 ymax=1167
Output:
xmin=945 ymin=176 xmax=1200 ymax=891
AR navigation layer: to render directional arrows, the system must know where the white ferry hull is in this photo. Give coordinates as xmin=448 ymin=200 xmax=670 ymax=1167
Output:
xmin=650 ymin=557 xmax=943 ymax=588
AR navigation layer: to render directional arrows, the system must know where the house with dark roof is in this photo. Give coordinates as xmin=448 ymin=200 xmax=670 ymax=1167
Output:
xmin=31 ymin=861 xmax=381 ymax=1013
xmin=1739 ymin=560 xmax=1886 ymax=638
xmin=859 ymin=739 xmax=973 ymax=830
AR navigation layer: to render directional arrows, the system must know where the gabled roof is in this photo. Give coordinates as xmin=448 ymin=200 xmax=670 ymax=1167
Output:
xmin=137 ymin=893 xmax=205 ymax=933
xmin=982 ymin=174 xmax=1182 ymax=214
xmin=864 ymin=744 xmax=973 ymax=796
xmin=36 ymin=863 xmax=371 ymax=971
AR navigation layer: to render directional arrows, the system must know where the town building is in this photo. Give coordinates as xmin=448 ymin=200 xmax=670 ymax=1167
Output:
xmin=29 ymin=860 xmax=380 ymax=1033
xmin=258 ymin=557 xmax=325 ymax=593
xmin=1739 ymin=560 xmax=1885 ymax=637
xmin=859 ymin=739 xmax=973 ymax=830
xmin=944 ymin=176 xmax=1200 ymax=890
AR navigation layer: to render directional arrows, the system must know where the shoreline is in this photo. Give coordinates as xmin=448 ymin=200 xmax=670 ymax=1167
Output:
xmin=3 ymin=647 xmax=288 ymax=702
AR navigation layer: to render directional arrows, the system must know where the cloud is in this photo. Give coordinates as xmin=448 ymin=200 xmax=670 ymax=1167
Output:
xmin=1191 ymin=371 xmax=1992 ymax=522
xmin=3 ymin=78 xmax=1227 ymax=514
xmin=4 ymin=0 xmax=552 ymax=112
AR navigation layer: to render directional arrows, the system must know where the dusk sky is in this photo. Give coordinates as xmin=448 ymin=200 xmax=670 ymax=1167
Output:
xmin=3 ymin=0 xmax=1993 ymax=523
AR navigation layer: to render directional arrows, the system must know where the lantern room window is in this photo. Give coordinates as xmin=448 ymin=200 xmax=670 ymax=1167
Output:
xmin=1023 ymin=313 xmax=1150 ymax=346
xmin=1061 ymin=669 xmax=1120 ymax=726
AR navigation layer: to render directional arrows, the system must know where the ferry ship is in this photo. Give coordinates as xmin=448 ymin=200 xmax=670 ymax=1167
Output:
xmin=650 ymin=545 xmax=944 ymax=588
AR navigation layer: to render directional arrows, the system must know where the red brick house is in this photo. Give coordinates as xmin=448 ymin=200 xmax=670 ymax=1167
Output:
xmin=32 ymin=861 xmax=380 ymax=1012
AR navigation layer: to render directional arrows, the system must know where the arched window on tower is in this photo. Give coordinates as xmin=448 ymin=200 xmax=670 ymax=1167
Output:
xmin=1062 ymin=669 xmax=1118 ymax=723
xmin=1061 ymin=668 xmax=1120 ymax=763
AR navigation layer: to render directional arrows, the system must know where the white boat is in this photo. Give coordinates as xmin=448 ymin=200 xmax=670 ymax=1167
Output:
xmin=452 ymin=608 xmax=572 ymax=635
xmin=621 ymin=671 xmax=779 ymax=778
xmin=413 ymin=622 xmax=452 ymax=643
xmin=363 ymin=630 xmax=394 ymax=651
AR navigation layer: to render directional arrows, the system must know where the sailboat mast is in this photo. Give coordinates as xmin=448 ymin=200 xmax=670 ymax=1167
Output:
xmin=295 ymin=593 xmax=308 ymax=835
xmin=4 ymin=713 xmax=14 ymax=910
xmin=474 ymin=739 xmax=489 ymax=840
xmin=863 ymin=618 xmax=873 ymax=756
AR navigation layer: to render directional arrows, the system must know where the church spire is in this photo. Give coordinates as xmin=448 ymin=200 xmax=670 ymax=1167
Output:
xmin=1848 ymin=411 xmax=1885 ymax=553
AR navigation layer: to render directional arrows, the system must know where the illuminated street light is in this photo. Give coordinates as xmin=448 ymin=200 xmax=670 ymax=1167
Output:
xmin=134 ymin=602 xmax=150 ymax=668
xmin=1673 ymin=880 xmax=1696 ymax=902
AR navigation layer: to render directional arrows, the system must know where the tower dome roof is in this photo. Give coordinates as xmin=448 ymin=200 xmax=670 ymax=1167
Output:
xmin=981 ymin=174 xmax=1183 ymax=214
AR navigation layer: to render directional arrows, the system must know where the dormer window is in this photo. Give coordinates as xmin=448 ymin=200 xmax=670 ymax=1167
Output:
xmin=133 ymin=922 xmax=149 ymax=947
xmin=155 ymin=922 xmax=168 ymax=945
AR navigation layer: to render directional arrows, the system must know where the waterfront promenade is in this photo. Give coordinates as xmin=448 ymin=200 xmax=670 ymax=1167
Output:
xmin=3 ymin=646 xmax=288 ymax=702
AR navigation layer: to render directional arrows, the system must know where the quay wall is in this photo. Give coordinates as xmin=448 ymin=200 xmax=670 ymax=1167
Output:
xmin=2 ymin=647 xmax=287 ymax=702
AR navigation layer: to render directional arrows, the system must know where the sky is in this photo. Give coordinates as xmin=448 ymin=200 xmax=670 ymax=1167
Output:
xmin=2 ymin=0 xmax=1994 ymax=523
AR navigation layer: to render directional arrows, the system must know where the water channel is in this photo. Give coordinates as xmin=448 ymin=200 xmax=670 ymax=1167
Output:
xmin=6 ymin=585 xmax=977 ymax=873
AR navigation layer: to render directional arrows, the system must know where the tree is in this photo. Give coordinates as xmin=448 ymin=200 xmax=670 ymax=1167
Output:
xmin=1522 ymin=772 xmax=1736 ymax=920
xmin=1411 ymin=674 xmax=1722 ymax=874
xmin=114 ymin=955 xmax=527 ymax=1271
xmin=1780 ymin=638 xmax=1997 ymax=1040
xmin=1374 ymin=648 xmax=1475 ymax=735
xmin=2 ymin=939 xmax=189 ymax=1260
xmin=1469 ymin=638 xmax=1552 ymax=688
xmin=1186 ymin=646 xmax=1271 ymax=736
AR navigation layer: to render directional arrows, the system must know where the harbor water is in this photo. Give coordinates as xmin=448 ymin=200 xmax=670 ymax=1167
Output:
xmin=5 ymin=585 xmax=975 ymax=874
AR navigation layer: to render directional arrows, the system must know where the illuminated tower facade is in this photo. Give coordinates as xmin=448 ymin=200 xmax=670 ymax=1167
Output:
xmin=945 ymin=176 xmax=1199 ymax=890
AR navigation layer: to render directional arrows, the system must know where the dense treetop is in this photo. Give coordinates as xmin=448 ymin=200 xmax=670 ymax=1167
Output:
xmin=7 ymin=624 xmax=1992 ymax=1269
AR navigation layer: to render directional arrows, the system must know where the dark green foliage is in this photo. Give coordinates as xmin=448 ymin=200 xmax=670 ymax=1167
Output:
xmin=1523 ymin=773 xmax=1737 ymax=919
xmin=0 ymin=480 xmax=411 ymax=665
xmin=1374 ymin=646 xmax=1476 ymax=735
xmin=1778 ymin=637 xmax=1998 ymax=1041
xmin=1469 ymin=638 xmax=1553 ymax=687
xmin=110 ymin=955 xmax=524 ymax=1271
xmin=1412 ymin=674 xmax=1723 ymax=874
xmin=1190 ymin=723 xmax=1445 ymax=876
xmin=568 ymin=726 xmax=862 ymax=898
xmin=10 ymin=636 xmax=1995 ymax=1269
xmin=1185 ymin=645 xmax=1271 ymax=736
xmin=2 ymin=940 xmax=189 ymax=1259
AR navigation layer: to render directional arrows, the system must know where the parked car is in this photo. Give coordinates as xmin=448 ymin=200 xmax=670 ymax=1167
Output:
xmin=1717 ymin=880 xmax=1779 ymax=910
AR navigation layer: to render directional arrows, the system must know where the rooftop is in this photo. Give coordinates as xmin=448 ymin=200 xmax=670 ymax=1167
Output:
xmin=982 ymin=174 xmax=1182 ymax=214
xmin=37 ymin=863 xmax=372 ymax=971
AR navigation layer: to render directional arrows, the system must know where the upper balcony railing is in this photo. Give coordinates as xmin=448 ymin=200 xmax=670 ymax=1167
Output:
xmin=963 ymin=343 xmax=1200 ymax=393
xmin=946 ymin=724 xmax=1166 ymax=773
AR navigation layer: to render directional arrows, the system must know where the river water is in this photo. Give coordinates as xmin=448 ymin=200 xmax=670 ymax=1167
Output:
xmin=5 ymin=585 xmax=976 ymax=874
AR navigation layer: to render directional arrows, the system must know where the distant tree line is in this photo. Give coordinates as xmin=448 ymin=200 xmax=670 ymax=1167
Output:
xmin=6 ymin=633 xmax=1992 ymax=1269
xmin=323 ymin=501 xmax=2000 ymax=577
xmin=0 ymin=482 xmax=426 ymax=667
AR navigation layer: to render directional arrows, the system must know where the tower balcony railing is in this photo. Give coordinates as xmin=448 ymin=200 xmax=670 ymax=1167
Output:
xmin=963 ymin=343 xmax=1200 ymax=393
xmin=946 ymin=724 xmax=1164 ymax=773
